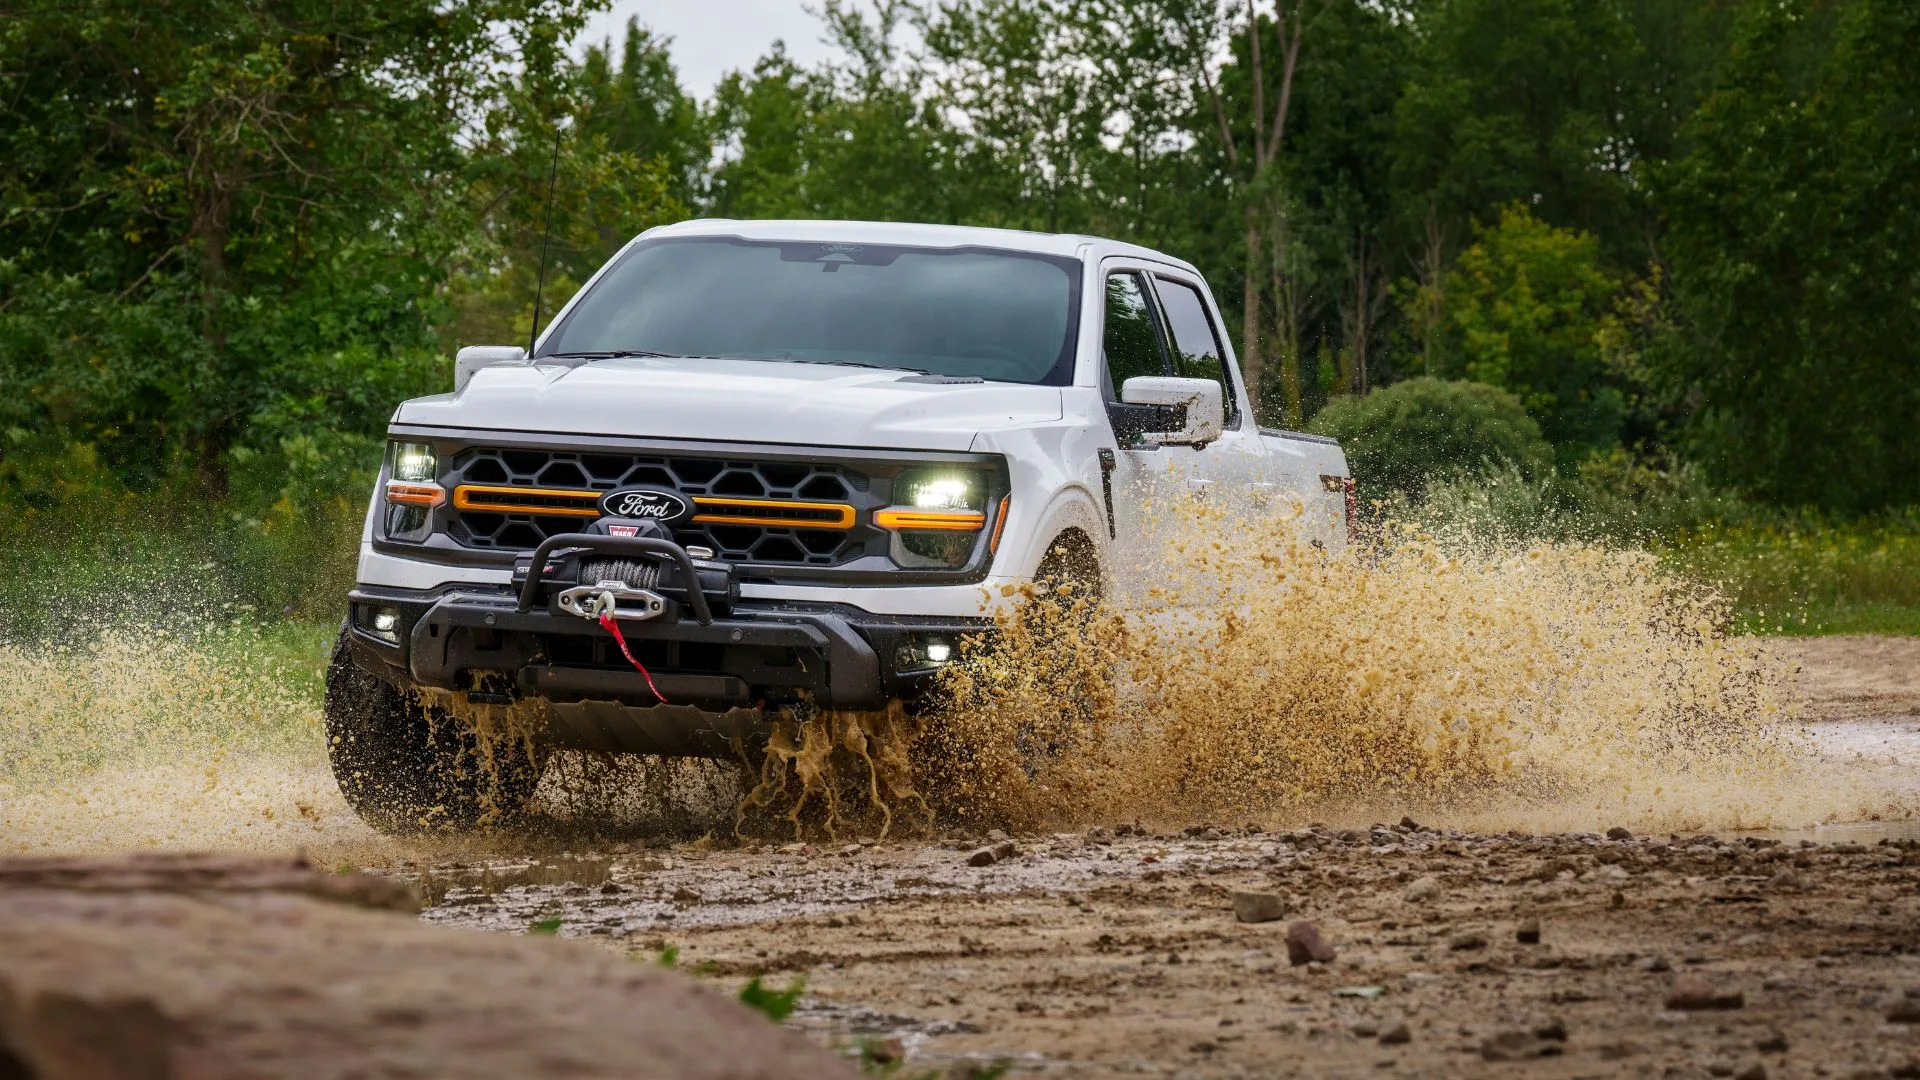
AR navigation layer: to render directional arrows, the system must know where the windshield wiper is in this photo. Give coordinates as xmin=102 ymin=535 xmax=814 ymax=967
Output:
xmin=773 ymin=357 xmax=934 ymax=375
xmin=539 ymin=349 xmax=680 ymax=360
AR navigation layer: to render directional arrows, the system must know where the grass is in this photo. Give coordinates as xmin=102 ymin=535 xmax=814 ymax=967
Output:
xmin=1667 ymin=514 xmax=1920 ymax=636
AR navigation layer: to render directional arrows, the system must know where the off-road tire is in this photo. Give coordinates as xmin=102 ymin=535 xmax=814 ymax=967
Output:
xmin=1015 ymin=537 xmax=1107 ymax=767
xmin=324 ymin=629 xmax=543 ymax=834
xmin=1033 ymin=533 xmax=1104 ymax=602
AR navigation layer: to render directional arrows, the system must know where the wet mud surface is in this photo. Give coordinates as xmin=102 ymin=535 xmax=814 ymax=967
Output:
xmin=408 ymin=637 xmax=1920 ymax=1077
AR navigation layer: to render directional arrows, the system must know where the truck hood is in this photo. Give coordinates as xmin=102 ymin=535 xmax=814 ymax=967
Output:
xmin=396 ymin=356 xmax=1063 ymax=452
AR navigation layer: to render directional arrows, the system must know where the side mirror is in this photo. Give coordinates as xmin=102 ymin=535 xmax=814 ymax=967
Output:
xmin=1119 ymin=376 xmax=1225 ymax=446
xmin=454 ymin=345 xmax=528 ymax=393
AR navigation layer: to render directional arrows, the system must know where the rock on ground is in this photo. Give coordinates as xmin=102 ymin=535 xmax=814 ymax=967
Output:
xmin=0 ymin=853 xmax=853 ymax=1080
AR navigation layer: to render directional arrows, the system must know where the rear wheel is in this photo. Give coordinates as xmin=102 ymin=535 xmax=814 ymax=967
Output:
xmin=324 ymin=630 xmax=543 ymax=834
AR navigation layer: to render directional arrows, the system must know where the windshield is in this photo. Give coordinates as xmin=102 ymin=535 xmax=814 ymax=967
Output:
xmin=538 ymin=237 xmax=1082 ymax=385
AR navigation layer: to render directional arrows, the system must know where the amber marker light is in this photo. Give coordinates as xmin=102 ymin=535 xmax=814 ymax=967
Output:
xmin=989 ymin=495 xmax=1011 ymax=553
xmin=385 ymin=480 xmax=446 ymax=508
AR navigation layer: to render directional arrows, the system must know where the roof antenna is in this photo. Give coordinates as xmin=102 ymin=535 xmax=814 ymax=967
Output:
xmin=528 ymin=123 xmax=565 ymax=356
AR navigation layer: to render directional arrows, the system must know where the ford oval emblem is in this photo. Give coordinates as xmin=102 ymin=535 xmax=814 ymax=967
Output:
xmin=600 ymin=487 xmax=692 ymax=524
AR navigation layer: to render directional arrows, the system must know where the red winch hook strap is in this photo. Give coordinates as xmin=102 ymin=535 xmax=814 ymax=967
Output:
xmin=598 ymin=609 xmax=671 ymax=704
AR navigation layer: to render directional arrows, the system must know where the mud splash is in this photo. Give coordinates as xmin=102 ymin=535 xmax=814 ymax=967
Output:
xmin=755 ymin=499 xmax=1907 ymax=837
xmin=3 ymin=499 xmax=1909 ymax=856
xmin=0 ymin=625 xmax=369 ymax=854
xmin=734 ymin=703 xmax=926 ymax=840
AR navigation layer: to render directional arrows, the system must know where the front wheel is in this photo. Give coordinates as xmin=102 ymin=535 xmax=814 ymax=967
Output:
xmin=324 ymin=630 xmax=543 ymax=833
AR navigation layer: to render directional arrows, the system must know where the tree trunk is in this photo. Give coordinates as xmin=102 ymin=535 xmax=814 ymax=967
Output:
xmin=1416 ymin=204 xmax=1447 ymax=378
xmin=1269 ymin=206 xmax=1303 ymax=428
xmin=1340 ymin=230 xmax=1380 ymax=397
xmin=1240 ymin=202 xmax=1263 ymax=418
xmin=192 ymin=183 xmax=234 ymax=499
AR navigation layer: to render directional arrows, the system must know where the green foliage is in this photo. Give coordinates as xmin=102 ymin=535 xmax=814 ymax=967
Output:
xmin=529 ymin=918 xmax=564 ymax=936
xmin=1667 ymin=512 xmax=1920 ymax=636
xmin=655 ymin=944 xmax=680 ymax=968
xmin=737 ymin=975 xmax=805 ymax=1023
xmin=1306 ymin=377 xmax=1553 ymax=501
xmin=1437 ymin=205 xmax=1626 ymax=458
xmin=0 ymin=0 xmax=567 ymax=495
xmin=1652 ymin=0 xmax=1920 ymax=512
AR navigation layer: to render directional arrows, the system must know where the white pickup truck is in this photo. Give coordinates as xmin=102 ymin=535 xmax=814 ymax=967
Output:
xmin=327 ymin=219 xmax=1351 ymax=831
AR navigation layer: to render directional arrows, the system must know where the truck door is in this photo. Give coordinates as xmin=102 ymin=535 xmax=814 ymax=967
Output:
xmin=1097 ymin=268 xmax=1178 ymax=554
xmin=1144 ymin=272 xmax=1269 ymax=500
xmin=1097 ymin=264 xmax=1264 ymax=570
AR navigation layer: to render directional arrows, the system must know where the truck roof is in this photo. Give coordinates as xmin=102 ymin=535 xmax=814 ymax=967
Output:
xmin=637 ymin=218 xmax=1201 ymax=276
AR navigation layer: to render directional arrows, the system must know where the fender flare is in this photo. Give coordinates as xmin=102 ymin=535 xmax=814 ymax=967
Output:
xmin=1011 ymin=485 xmax=1107 ymax=578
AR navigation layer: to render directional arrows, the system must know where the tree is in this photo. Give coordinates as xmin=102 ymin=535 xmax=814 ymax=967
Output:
xmin=919 ymin=0 xmax=1102 ymax=232
xmin=1439 ymin=204 xmax=1624 ymax=460
xmin=1200 ymin=0 xmax=1311 ymax=423
xmin=711 ymin=1 xmax=954 ymax=223
xmin=578 ymin=20 xmax=712 ymax=211
xmin=1655 ymin=0 xmax=1920 ymax=512
xmin=0 ymin=0 xmax=591 ymax=496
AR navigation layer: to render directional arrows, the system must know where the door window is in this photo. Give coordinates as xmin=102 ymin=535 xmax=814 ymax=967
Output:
xmin=1101 ymin=271 xmax=1167 ymax=400
xmin=1153 ymin=277 xmax=1238 ymax=426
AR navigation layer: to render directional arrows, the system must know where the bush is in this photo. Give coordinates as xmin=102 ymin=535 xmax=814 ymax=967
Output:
xmin=1305 ymin=377 xmax=1554 ymax=501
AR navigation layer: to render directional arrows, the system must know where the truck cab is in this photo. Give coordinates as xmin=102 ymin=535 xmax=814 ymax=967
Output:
xmin=328 ymin=219 xmax=1349 ymax=832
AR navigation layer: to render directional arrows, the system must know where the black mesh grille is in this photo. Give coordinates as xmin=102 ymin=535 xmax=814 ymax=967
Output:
xmin=444 ymin=447 xmax=875 ymax=566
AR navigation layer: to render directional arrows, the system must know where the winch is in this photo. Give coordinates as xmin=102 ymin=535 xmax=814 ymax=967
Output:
xmin=508 ymin=516 xmax=739 ymax=623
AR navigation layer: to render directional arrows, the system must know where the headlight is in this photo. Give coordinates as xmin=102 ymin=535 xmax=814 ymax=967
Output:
xmin=903 ymin=474 xmax=978 ymax=510
xmin=391 ymin=442 xmax=437 ymax=482
xmin=882 ymin=468 xmax=989 ymax=569
xmin=384 ymin=441 xmax=439 ymax=542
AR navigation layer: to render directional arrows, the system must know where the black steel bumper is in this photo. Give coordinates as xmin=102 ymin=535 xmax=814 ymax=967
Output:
xmin=344 ymin=583 xmax=992 ymax=716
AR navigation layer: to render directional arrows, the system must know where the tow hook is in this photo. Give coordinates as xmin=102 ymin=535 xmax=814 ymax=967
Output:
xmin=556 ymin=582 xmax=667 ymax=622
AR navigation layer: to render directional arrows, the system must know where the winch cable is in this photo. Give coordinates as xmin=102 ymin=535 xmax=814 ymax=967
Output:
xmin=597 ymin=609 xmax=672 ymax=704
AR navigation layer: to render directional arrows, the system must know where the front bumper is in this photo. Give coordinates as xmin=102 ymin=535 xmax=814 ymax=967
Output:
xmin=345 ymin=582 xmax=991 ymax=753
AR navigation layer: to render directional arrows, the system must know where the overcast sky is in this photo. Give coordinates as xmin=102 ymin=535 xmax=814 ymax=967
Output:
xmin=577 ymin=1 xmax=841 ymax=99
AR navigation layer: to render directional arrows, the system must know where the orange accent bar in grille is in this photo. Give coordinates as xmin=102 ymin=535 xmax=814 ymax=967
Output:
xmin=874 ymin=508 xmax=988 ymax=532
xmin=691 ymin=497 xmax=856 ymax=530
xmin=452 ymin=484 xmax=601 ymax=517
xmin=452 ymin=485 xmax=858 ymax=529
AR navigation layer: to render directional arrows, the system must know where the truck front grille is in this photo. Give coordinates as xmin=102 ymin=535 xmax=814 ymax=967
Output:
xmin=443 ymin=447 xmax=878 ymax=566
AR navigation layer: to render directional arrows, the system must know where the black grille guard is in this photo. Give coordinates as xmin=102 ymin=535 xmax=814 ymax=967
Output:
xmin=515 ymin=533 xmax=716 ymax=624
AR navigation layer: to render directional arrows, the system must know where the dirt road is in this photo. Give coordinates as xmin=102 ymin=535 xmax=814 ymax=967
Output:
xmin=408 ymin=636 xmax=1920 ymax=1077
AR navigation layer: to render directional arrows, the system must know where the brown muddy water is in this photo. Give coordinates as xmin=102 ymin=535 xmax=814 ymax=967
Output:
xmin=3 ymin=526 xmax=1918 ymax=1075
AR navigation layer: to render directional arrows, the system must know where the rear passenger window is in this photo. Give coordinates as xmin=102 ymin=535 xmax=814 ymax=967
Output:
xmin=1153 ymin=278 xmax=1238 ymax=425
xmin=1101 ymin=272 xmax=1166 ymax=399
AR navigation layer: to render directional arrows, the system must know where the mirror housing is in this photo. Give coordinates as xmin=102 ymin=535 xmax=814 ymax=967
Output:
xmin=1119 ymin=376 xmax=1225 ymax=446
xmin=454 ymin=345 xmax=528 ymax=393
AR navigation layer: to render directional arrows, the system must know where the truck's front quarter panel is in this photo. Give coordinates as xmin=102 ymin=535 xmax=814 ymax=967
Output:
xmin=968 ymin=392 xmax=1113 ymax=580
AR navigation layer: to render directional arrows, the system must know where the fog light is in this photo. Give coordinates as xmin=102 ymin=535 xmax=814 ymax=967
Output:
xmin=897 ymin=635 xmax=956 ymax=671
xmin=359 ymin=605 xmax=402 ymax=644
